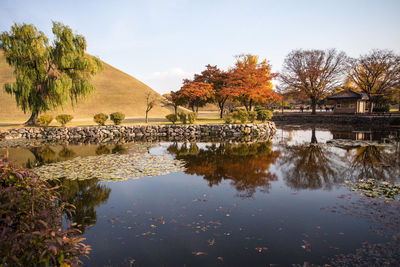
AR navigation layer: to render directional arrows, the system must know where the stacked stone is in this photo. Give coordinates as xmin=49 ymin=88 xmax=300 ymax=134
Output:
xmin=1 ymin=123 xmax=276 ymax=142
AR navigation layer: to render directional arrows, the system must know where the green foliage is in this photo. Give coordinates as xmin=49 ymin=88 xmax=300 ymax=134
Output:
xmin=37 ymin=115 xmax=53 ymax=127
xmin=166 ymin=114 xmax=178 ymax=124
xmin=0 ymin=22 xmax=103 ymax=125
xmin=187 ymin=112 xmax=198 ymax=124
xmin=110 ymin=112 xmax=125 ymax=125
xmin=373 ymin=105 xmax=390 ymax=113
xmin=0 ymin=162 xmax=90 ymax=266
xmin=248 ymin=111 xmax=257 ymax=123
xmin=257 ymin=110 xmax=273 ymax=122
xmin=56 ymin=114 xmax=73 ymax=127
xmin=237 ymin=110 xmax=249 ymax=124
xmin=178 ymin=112 xmax=188 ymax=124
xmin=93 ymin=113 xmax=108 ymax=126
xmin=224 ymin=116 xmax=233 ymax=124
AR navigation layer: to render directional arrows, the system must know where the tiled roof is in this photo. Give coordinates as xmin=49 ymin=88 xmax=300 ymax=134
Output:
xmin=327 ymin=89 xmax=368 ymax=100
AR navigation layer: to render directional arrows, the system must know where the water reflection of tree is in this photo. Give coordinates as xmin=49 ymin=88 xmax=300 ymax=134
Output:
xmin=168 ymin=142 xmax=280 ymax=198
xmin=26 ymin=146 xmax=76 ymax=168
xmin=57 ymin=179 xmax=111 ymax=233
xmin=279 ymin=128 xmax=343 ymax=190
xmin=96 ymin=144 xmax=128 ymax=155
xmin=349 ymin=145 xmax=399 ymax=181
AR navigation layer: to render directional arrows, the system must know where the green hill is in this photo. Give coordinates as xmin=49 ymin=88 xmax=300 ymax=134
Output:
xmin=0 ymin=51 xmax=174 ymax=124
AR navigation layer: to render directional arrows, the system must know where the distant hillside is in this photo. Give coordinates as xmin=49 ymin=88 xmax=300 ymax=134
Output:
xmin=0 ymin=51 xmax=174 ymax=123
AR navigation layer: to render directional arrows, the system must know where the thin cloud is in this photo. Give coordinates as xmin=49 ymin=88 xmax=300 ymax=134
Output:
xmin=135 ymin=68 xmax=194 ymax=95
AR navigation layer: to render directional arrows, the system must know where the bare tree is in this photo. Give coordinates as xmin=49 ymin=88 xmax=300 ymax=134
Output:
xmin=348 ymin=49 xmax=400 ymax=113
xmin=279 ymin=49 xmax=348 ymax=114
xmin=145 ymin=92 xmax=157 ymax=123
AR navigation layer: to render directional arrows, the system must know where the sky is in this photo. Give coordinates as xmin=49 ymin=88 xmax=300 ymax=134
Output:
xmin=1 ymin=0 xmax=400 ymax=95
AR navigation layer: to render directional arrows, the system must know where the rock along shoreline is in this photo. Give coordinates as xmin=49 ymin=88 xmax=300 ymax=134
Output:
xmin=1 ymin=123 xmax=277 ymax=143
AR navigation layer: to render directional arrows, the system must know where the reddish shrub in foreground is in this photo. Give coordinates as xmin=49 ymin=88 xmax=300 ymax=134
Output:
xmin=0 ymin=161 xmax=90 ymax=266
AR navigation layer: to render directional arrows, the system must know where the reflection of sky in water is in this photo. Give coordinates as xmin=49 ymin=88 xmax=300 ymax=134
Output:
xmin=274 ymin=128 xmax=333 ymax=145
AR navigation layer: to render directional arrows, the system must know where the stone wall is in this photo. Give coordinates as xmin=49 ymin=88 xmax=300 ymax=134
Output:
xmin=1 ymin=123 xmax=276 ymax=144
xmin=272 ymin=114 xmax=400 ymax=125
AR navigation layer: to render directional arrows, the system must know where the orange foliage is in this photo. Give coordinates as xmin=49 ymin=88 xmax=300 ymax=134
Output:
xmin=229 ymin=55 xmax=280 ymax=111
xmin=194 ymin=65 xmax=233 ymax=117
xmin=168 ymin=142 xmax=281 ymax=198
xmin=178 ymin=81 xmax=215 ymax=112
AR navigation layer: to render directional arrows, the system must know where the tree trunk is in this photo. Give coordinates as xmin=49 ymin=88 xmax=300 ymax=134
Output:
xmin=218 ymin=101 xmax=225 ymax=119
xmin=174 ymin=105 xmax=178 ymax=115
xmin=368 ymin=99 xmax=374 ymax=114
xmin=311 ymin=96 xmax=317 ymax=115
xmin=145 ymin=111 xmax=149 ymax=123
xmin=311 ymin=128 xmax=317 ymax=144
xmin=25 ymin=111 xmax=39 ymax=126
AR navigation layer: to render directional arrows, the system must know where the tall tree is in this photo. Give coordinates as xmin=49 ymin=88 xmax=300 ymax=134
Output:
xmin=194 ymin=65 xmax=232 ymax=118
xmin=0 ymin=22 xmax=103 ymax=125
xmin=229 ymin=54 xmax=280 ymax=111
xmin=279 ymin=49 xmax=347 ymax=114
xmin=145 ymin=92 xmax=157 ymax=123
xmin=178 ymin=80 xmax=215 ymax=112
xmin=347 ymin=49 xmax=400 ymax=113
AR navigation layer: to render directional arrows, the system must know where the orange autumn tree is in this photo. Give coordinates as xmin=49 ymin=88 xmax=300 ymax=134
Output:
xmin=168 ymin=142 xmax=281 ymax=198
xmin=178 ymin=80 xmax=215 ymax=112
xmin=193 ymin=65 xmax=232 ymax=118
xmin=163 ymin=91 xmax=186 ymax=115
xmin=229 ymin=54 xmax=280 ymax=111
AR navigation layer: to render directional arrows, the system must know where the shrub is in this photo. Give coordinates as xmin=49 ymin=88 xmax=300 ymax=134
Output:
xmin=224 ymin=116 xmax=233 ymax=124
xmin=237 ymin=110 xmax=249 ymax=124
xmin=166 ymin=114 xmax=178 ymax=124
xmin=37 ymin=115 xmax=53 ymax=127
xmin=0 ymin=162 xmax=90 ymax=266
xmin=373 ymin=105 xmax=390 ymax=113
xmin=94 ymin=113 xmax=108 ymax=126
xmin=56 ymin=114 xmax=73 ymax=127
xmin=248 ymin=111 xmax=257 ymax=123
xmin=231 ymin=111 xmax=239 ymax=123
xmin=257 ymin=110 xmax=273 ymax=122
xmin=187 ymin=112 xmax=198 ymax=124
xmin=178 ymin=112 xmax=187 ymax=124
xmin=110 ymin=112 xmax=125 ymax=125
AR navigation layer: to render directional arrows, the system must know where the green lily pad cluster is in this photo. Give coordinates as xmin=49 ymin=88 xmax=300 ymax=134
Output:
xmin=346 ymin=179 xmax=400 ymax=200
xmin=33 ymin=152 xmax=185 ymax=181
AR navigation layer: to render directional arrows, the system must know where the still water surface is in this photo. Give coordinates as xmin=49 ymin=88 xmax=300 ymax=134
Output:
xmin=2 ymin=125 xmax=400 ymax=266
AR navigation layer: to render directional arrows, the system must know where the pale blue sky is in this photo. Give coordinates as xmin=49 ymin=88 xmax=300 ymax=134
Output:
xmin=1 ymin=0 xmax=399 ymax=94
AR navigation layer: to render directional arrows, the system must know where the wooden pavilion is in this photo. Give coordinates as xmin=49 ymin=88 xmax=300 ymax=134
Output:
xmin=326 ymin=89 xmax=368 ymax=114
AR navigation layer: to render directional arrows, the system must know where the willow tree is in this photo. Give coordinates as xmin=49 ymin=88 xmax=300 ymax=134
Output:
xmin=279 ymin=49 xmax=348 ymax=114
xmin=0 ymin=22 xmax=103 ymax=125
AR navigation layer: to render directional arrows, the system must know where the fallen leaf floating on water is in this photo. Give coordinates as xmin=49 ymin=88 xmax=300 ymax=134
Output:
xmin=192 ymin=199 xmax=208 ymax=202
xmin=217 ymin=256 xmax=223 ymax=261
xmin=33 ymin=151 xmax=185 ymax=181
xmin=255 ymin=247 xmax=268 ymax=253
xmin=208 ymin=239 xmax=215 ymax=246
xmin=192 ymin=251 xmax=207 ymax=256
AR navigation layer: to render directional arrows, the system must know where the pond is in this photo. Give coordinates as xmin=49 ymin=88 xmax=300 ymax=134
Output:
xmin=1 ymin=124 xmax=400 ymax=266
